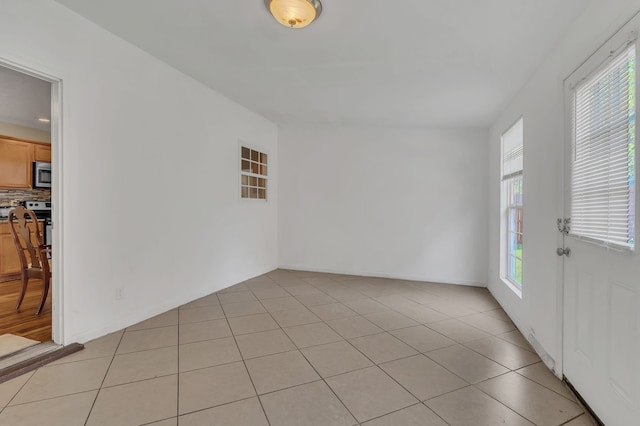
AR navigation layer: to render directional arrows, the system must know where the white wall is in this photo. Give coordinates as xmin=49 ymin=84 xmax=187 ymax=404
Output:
xmin=0 ymin=121 xmax=51 ymax=143
xmin=0 ymin=0 xmax=278 ymax=344
xmin=279 ymin=125 xmax=489 ymax=286
xmin=488 ymin=0 xmax=640 ymax=372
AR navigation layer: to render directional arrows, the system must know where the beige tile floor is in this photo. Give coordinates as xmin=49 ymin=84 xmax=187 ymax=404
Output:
xmin=0 ymin=270 xmax=597 ymax=426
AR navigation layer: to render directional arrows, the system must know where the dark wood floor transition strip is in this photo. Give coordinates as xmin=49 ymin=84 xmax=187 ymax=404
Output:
xmin=0 ymin=343 xmax=83 ymax=385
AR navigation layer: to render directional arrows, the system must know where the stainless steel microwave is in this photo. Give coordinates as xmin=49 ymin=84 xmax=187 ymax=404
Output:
xmin=33 ymin=161 xmax=52 ymax=188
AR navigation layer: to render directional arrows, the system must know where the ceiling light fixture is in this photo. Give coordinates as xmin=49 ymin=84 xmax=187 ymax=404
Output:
xmin=37 ymin=118 xmax=50 ymax=123
xmin=264 ymin=0 xmax=322 ymax=29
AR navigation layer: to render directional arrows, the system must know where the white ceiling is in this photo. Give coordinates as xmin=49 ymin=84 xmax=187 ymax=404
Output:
xmin=0 ymin=65 xmax=51 ymax=131
xmin=54 ymin=0 xmax=592 ymax=127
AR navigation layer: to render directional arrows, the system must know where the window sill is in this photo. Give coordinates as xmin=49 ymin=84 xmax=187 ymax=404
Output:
xmin=500 ymin=277 xmax=522 ymax=299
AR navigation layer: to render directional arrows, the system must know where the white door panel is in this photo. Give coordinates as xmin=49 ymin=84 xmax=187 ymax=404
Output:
xmin=563 ymin=13 xmax=640 ymax=426
xmin=563 ymin=240 xmax=639 ymax=425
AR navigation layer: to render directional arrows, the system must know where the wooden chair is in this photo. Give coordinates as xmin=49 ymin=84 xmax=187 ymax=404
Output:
xmin=8 ymin=206 xmax=51 ymax=315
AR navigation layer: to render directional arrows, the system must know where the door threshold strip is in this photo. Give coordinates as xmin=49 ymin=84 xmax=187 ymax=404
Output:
xmin=563 ymin=376 xmax=604 ymax=426
xmin=0 ymin=341 xmax=83 ymax=384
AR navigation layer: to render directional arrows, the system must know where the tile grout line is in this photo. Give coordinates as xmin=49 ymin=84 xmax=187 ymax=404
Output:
xmin=292 ymin=330 xmax=364 ymax=424
xmin=469 ymin=381 xmax=542 ymax=426
xmin=487 ymin=369 xmax=586 ymax=407
xmin=512 ymin=367 xmax=584 ymax=402
xmin=558 ymin=413 xmax=594 ymax=426
xmin=1 ymin=366 xmax=37 ymax=412
xmin=339 ymin=335 xmax=453 ymax=425
xmin=362 ymin=401 xmax=453 ymax=426
xmin=83 ymin=329 xmax=125 ymax=426
xmin=430 ymin=330 xmax=582 ymax=408
xmin=458 ymin=338 xmax=541 ymax=372
xmin=308 ymin=286 xmax=540 ymax=425
xmin=230 ymin=285 xmax=273 ymax=426
xmin=173 ymin=394 xmax=261 ymax=422
xmin=251 ymin=276 xmax=363 ymax=424
xmin=298 ymin=283 xmax=436 ymax=395
xmin=38 ymin=272 xmax=556 ymax=426
xmin=273 ymin=275 xmax=476 ymax=425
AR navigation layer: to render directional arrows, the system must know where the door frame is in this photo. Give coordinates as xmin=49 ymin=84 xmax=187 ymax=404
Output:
xmin=0 ymin=56 xmax=65 ymax=345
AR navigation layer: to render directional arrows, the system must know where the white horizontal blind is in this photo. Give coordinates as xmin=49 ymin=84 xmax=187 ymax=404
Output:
xmin=570 ymin=43 xmax=636 ymax=249
xmin=503 ymin=118 xmax=524 ymax=179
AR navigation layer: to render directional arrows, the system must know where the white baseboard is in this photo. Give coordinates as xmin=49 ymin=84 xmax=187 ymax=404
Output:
xmin=278 ymin=264 xmax=487 ymax=287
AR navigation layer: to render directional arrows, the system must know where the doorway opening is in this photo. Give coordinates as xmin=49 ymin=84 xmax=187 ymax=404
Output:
xmin=0 ymin=59 xmax=64 ymax=367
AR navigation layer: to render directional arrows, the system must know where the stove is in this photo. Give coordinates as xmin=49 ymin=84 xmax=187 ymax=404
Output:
xmin=24 ymin=201 xmax=52 ymax=219
xmin=0 ymin=206 xmax=11 ymax=220
xmin=23 ymin=201 xmax=53 ymax=247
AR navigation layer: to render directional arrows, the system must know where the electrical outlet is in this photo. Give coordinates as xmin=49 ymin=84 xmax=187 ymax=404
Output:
xmin=115 ymin=288 xmax=124 ymax=300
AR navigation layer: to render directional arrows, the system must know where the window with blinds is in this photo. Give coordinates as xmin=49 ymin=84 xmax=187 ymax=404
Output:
xmin=570 ymin=43 xmax=636 ymax=249
xmin=502 ymin=118 xmax=524 ymax=289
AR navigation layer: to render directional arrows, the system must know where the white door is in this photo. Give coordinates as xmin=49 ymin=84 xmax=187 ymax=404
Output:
xmin=563 ymin=242 xmax=639 ymax=425
xmin=563 ymin=17 xmax=640 ymax=426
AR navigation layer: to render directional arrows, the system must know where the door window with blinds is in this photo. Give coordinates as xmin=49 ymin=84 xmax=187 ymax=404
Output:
xmin=501 ymin=118 xmax=524 ymax=290
xmin=240 ymin=146 xmax=268 ymax=200
xmin=568 ymin=41 xmax=636 ymax=250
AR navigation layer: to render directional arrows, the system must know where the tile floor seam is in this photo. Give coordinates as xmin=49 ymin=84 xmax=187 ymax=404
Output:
xmin=469 ymin=382 xmax=549 ymax=426
xmin=380 ymin=351 xmax=471 ymax=391
xmin=84 ymin=329 xmax=125 ymax=426
xmin=484 ymin=369 xmax=586 ymax=421
xmin=253 ymin=377 xmax=326 ymax=398
xmin=44 ymin=353 xmax=114 ymax=367
xmin=175 ymin=394 xmax=259 ymax=420
xmin=112 ymin=341 xmax=179 ymax=357
xmin=323 ymin=316 xmax=383 ymax=340
xmin=4 ymin=273 xmax=586 ymax=425
xmin=513 ymin=368 xmax=582 ymax=401
xmin=125 ymin=323 xmax=179 ymax=333
xmin=361 ymin=357 xmax=431 ymax=406
xmin=472 ymin=369 xmax=520 ymax=386
xmin=337 ymin=334 xmax=435 ymax=412
xmin=495 ymin=332 xmax=537 ymax=353
xmin=459 ymin=339 xmax=541 ymax=372
xmin=93 ymin=371 xmax=181 ymax=391
xmin=420 ymin=322 xmax=489 ymax=345
xmin=138 ymin=415 xmax=177 ymax=425
xmin=364 ymin=401 xmax=454 ymax=426
xmin=179 ymin=332 xmax=235 ymax=346
xmin=426 ymin=317 xmax=496 ymax=336
xmin=388 ymin=323 xmax=456 ymax=348
xmin=3 ymin=388 xmax=99 ymax=409
xmin=317 ymin=363 xmax=374 ymax=380
xmin=558 ymin=413 xmax=594 ymax=426
xmin=421 ymin=347 xmax=505 ymax=386
xmin=178 ymin=303 xmax=220 ymax=310
xmin=178 ymin=316 xmax=228 ymax=326
xmin=221 ymin=302 xmax=272 ymax=426
xmin=292 ymin=349 xmax=361 ymax=424
xmin=1 ymin=370 xmax=35 ymax=410
xmin=508 ymin=370 xmax=586 ymax=406
xmin=422 ymin=384 xmax=482 ymax=405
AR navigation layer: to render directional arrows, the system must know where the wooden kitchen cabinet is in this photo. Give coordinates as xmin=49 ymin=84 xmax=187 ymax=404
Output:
xmin=0 ymin=138 xmax=34 ymax=189
xmin=0 ymin=220 xmax=44 ymax=281
xmin=34 ymin=144 xmax=52 ymax=162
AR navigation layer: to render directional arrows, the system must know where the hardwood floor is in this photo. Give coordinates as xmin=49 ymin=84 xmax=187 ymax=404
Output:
xmin=0 ymin=278 xmax=52 ymax=342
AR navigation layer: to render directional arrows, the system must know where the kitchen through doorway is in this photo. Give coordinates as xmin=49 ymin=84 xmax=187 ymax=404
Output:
xmin=0 ymin=60 xmax=62 ymax=364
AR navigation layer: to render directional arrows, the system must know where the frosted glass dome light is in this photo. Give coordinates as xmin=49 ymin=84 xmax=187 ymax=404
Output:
xmin=264 ymin=0 xmax=322 ymax=29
